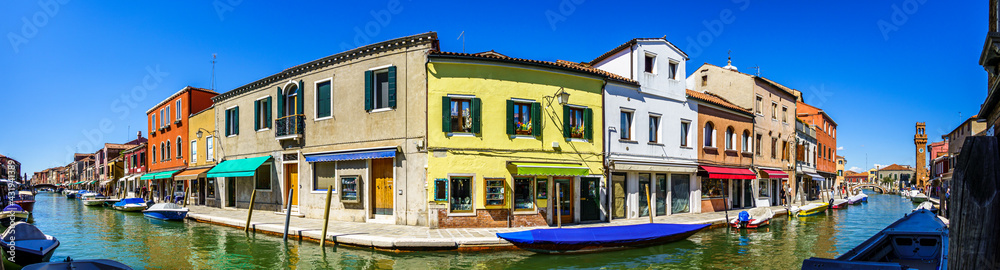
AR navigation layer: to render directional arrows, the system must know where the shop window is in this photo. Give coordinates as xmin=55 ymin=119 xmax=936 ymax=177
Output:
xmin=758 ymin=179 xmax=769 ymax=197
xmin=433 ymin=178 xmax=448 ymax=202
xmin=671 ymin=174 xmax=690 ymax=214
xmin=341 ymin=176 xmax=359 ymax=202
xmin=450 ymin=176 xmax=473 ymax=213
xmin=255 ymin=164 xmax=270 ymax=190
xmin=535 ymin=179 xmax=547 ymax=200
xmin=639 ymin=173 xmax=651 ymax=217
xmin=513 ymin=178 xmax=533 ymax=211
xmin=206 ymin=178 xmax=216 ymax=198
xmin=702 ymin=179 xmax=726 ymax=198
xmin=313 ymin=162 xmax=337 ymax=192
xmin=485 ymin=178 xmax=505 ymax=207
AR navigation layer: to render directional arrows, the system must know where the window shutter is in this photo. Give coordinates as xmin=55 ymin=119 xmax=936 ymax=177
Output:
xmin=584 ymin=108 xmax=593 ymax=140
xmin=388 ymin=66 xmax=397 ymax=108
xmin=254 ymin=100 xmax=260 ymax=131
xmin=234 ymin=107 xmax=239 ymax=135
xmin=531 ymin=102 xmax=541 ymax=137
xmin=562 ymin=106 xmax=570 ymax=138
xmin=317 ymin=82 xmax=331 ymax=118
xmin=441 ymin=96 xmax=451 ymax=133
xmin=224 ymin=110 xmax=231 ymax=136
xmin=364 ymin=70 xmax=373 ymax=111
xmin=265 ymin=97 xmax=272 ymax=128
xmin=471 ymin=98 xmax=481 ymax=134
xmin=506 ymin=100 xmax=514 ymax=135
xmin=297 ymin=80 xmax=305 ymax=115
xmin=277 ymin=87 xmax=285 ymax=118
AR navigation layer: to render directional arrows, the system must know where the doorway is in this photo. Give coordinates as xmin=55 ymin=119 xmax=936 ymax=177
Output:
xmin=284 ymin=164 xmax=299 ymax=207
xmin=226 ymin=178 xmax=236 ymax=207
xmin=611 ymin=173 xmax=627 ymax=219
xmin=731 ymin=179 xmax=743 ymax=208
xmin=579 ymin=177 xmax=600 ymax=222
xmin=370 ymin=158 xmax=394 ymax=216
xmin=555 ymin=178 xmax=573 ymax=224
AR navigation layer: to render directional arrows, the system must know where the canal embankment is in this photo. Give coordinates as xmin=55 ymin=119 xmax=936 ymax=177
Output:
xmin=184 ymin=204 xmax=800 ymax=251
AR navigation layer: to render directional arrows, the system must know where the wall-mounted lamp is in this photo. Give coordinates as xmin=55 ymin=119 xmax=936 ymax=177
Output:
xmin=556 ymin=88 xmax=571 ymax=105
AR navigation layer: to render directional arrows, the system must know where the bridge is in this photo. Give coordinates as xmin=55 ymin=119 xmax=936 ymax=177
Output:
xmin=31 ymin=183 xmax=57 ymax=190
xmin=851 ymin=183 xmax=888 ymax=194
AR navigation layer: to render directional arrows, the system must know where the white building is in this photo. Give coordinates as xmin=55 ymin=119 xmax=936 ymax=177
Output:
xmin=590 ymin=38 xmax=701 ymax=219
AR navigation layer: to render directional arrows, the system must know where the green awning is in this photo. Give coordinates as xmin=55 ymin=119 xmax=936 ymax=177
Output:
xmin=139 ymin=170 xmax=180 ymax=180
xmin=207 ymin=156 xmax=271 ymax=178
xmin=139 ymin=173 xmax=156 ymax=180
xmin=510 ymin=162 xmax=590 ymax=176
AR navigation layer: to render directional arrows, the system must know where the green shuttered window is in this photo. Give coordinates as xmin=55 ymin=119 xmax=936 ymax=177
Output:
xmin=365 ymin=66 xmax=397 ymax=112
xmin=316 ymin=80 xmax=332 ymax=118
xmin=563 ymin=105 xmax=590 ymax=140
xmin=442 ymin=96 xmax=480 ymax=135
xmin=508 ymin=99 xmax=541 ymax=138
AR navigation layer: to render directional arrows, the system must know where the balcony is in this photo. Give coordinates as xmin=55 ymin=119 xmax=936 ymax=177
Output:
xmin=275 ymin=114 xmax=305 ymax=140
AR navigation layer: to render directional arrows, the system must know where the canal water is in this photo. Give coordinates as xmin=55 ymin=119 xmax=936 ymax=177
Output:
xmin=30 ymin=190 xmax=914 ymax=269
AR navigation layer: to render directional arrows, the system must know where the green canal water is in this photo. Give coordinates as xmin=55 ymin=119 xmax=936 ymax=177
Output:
xmin=30 ymin=190 xmax=915 ymax=269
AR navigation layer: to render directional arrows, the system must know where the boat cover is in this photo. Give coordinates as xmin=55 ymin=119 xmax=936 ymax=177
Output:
xmin=147 ymin=203 xmax=187 ymax=211
xmin=496 ymin=223 xmax=709 ymax=245
xmin=2 ymin=222 xmax=50 ymax=242
xmin=3 ymin=205 xmax=23 ymax=212
xmin=117 ymin=198 xmax=146 ymax=205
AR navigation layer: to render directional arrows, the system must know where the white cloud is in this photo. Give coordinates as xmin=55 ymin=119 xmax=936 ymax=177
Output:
xmin=849 ymin=166 xmax=863 ymax=172
xmin=873 ymin=163 xmax=886 ymax=169
xmin=837 ymin=146 xmax=844 ymax=150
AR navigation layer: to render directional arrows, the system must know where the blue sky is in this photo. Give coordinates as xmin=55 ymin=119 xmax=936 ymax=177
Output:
xmin=0 ymin=0 xmax=986 ymax=175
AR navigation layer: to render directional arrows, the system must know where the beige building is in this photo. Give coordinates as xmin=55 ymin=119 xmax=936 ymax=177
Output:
xmin=209 ymin=32 xmax=437 ymax=226
xmin=688 ymin=61 xmax=798 ymax=205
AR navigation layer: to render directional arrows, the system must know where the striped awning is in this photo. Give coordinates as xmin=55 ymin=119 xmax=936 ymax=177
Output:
xmin=305 ymin=148 xmax=396 ymax=163
xmin=700 ymin=166 xmax=756 ymax=180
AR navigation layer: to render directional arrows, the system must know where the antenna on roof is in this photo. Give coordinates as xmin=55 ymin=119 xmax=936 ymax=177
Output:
xmin=749 ymin=65 xmax=760 ymax=76
xmin=457 ymin=31 xmax=465 ymax=53
xmin=211 ymin=53 xmax=217 ymax=91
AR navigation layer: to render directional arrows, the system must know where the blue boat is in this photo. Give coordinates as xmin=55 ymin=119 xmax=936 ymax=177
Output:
xmin=112 ymin=198 xmax=147 ymax=212
xmin=801 ymin=209 xmax=947 ymax=270
xmin=496 ymin=223 xmax=709 ymax=254
xmin=141 ymin=203 xmax=189 ymax=221
xmin=0 ymin=222 xmax=59 ymax=269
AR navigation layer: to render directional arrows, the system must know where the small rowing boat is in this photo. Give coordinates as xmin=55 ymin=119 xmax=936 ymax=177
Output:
xmin=496 ymin=223 xmax=709 ymax=254
xmin=795 ymin=203 xmax=829 ymax=217
xmin=730 ymin=207 xmax=774 ymax=229
xmin=0 ymin=205 xmax=30 ymax=228
xmin=830 ymin=199 xmax=849 ymax=209
xmin=910 ymin=192 xmax=929 ymax=203
xmin=801 ymin=209 xmax=947 ymax=270
xmin=0 ymin=222 xmax=59 ymax=269
xmin=847 ymin=194 xmax=863 ymax=205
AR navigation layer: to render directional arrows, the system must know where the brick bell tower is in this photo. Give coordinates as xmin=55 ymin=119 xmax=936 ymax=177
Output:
xmin=914 ymin=122 xmax=928 ymax=188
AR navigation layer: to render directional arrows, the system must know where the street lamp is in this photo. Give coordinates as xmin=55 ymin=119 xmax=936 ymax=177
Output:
xmin=555 ymin=88 xmax=570 ymax=105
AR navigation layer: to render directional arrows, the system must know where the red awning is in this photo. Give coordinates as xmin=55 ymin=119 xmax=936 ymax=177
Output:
xmin=761 ymin=169 xmax=789 ymax=179
xmin=700 ymin=166 xmax=756 ymax=179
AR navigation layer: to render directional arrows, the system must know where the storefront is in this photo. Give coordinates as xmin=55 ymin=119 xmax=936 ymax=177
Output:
xmin=175 ymin=167 xmax=213 ymax=206
xmin=303 ymin=147 xmax=397 ymax=222
xmin=698 ymin=166 xmax=756 ymax=212
xmin=140 ymin=170 xmax=179 ymax=202
xmin=758 ymin=169 xmax=789 ymax=207
xmin=803 ymin=172 xmax=824 ymax=200
xmin=206 ymin=156 xmax=279 ymax=211
xmin=608 ymin=162 xmax=697 ymax=219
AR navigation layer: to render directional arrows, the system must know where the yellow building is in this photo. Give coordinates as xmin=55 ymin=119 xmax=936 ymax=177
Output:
xmin=176 ymin=106 xmax=219 ymax=207
xmin=425 ymin=51 xmax=635 ymax=228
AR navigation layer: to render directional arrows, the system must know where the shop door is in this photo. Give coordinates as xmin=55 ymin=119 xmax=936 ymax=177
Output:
xmin=579 ymin=177 xmax=600 ymax=221
xmin=555 ymin=178 xmax=573 ymax=224
xmin=226 ymin=178 xmax=236 ymax=207
xmin=743 ymin=179 xmax=754 ymax=208
xmin=611 ymin=173 xmax=627 ymax=219
xmin=371 ymin=158 xmax=394 ymax=216
xmin=731 ymin=180 xmax=743 ymax=208
xmin=285 ymin=164 xmax=299 ymax=206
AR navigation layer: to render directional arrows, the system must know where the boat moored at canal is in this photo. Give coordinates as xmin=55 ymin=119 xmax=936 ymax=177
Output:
xmin=80 ymin=193 xmax=107 ymax=207
xmin=112 ymin=198 xmax=147 ymax=212
xmin=830 ymin=199 xmax=848 ymax=209
xmin=496 ymin=223 xmax=710 ymax=254
xmin=730 ymin=207 xmax=774 ymax=229
xmin=0 ymin=222 xmax=59 ymax=269
xmin=13 ymin=191 xmax=35 ymax=212
xmin=0 ymin=205 xmax=30 ymax=227
xmin=142 ymin=203 xmax=188 ymax=221
xmin=795 ymin=203 xmax=829 ymax=217
xmin=800 ymin=209 xmax=947 ymax=270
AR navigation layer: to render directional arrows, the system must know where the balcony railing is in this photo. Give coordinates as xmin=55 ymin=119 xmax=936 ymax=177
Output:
xmin=275 ymin=114 xmax=305 ymax=139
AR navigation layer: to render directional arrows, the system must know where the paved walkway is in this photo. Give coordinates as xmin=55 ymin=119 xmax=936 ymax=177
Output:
xmin=185 ymin=204 xmax=800 ymax=251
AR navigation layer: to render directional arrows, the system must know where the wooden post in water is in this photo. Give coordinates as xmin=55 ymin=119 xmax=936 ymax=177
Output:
xmin=645 ymin=184 xmax=653 ymax=224
xmin=244 ymin=189 xmax=256 ymax=233
xmin=556 ymin=183 xmax=561 ymax=228
xmin=948 ymin=136 xmax=1000 ymax=269
xmin=282 ymin=188 xmax=294 ymax=242
xmin=183 ymin=181 xmax=190 ymax=207
xmin=320 ymin=185 xmax=333 ymax=248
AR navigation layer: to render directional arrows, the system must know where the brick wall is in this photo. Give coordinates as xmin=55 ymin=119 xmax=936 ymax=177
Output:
xmin=436 ymin=209 xmax=547 ymax=228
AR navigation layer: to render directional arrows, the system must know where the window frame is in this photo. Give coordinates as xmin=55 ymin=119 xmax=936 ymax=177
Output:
xmin=370 ymin=67 xmax=392 ymax=111
xmin=667 ymin=61 xmax=679 ymax=80
xmin=782 ymin=106 xmax=788 ymax=124
xmin=448 ymin=96 xmax=474 ymax=134
xmin=513 ymin=177 xmax=536 ymax=212
xmin=643 ymin=53 xmax=656 ymax=74
xmin=448 ymin=174 xmax=475 ymax=216
xmin=314 ymin=77 xmax=334 ymax=121
xmin=254 ymin=96 xmax=272 ymax=131
xmin=175 ymin=99 xmax=182 ymax=122
xmin=254 ymin=163 xmax=272 ymax=191
xmin=648 ymin=114 xmax=661 ymax=143
xmin=725 ymin=127 xmax=735 ymax=150
xmin=742 ymin=130 xmax=751 ymax=152
xmin=176 ymin=136 xmax=183 ymax=159
xmin=511 ymin=100 xmax=535 ymax=136
xmin=680 ymin=120 xmax=691 ymax=148
xmin=704 ymin=122 xmax=716 ymax=148
xmin=771 ymin=102 xmax=777 ymax=120
xmin=310 ymin=161 xmax=339 ymax=194
xmin=566 ymin=106 xmax=587 ymax=140
xmin=755 ymin=95 xmax=763 ymax=115
xmin=620 ymin=109 xmax=634 ymax=141
xmin=205 ymin=136 xmax=214 ymax=161
xmin=190 ymin=140 xmax=197 ymax=163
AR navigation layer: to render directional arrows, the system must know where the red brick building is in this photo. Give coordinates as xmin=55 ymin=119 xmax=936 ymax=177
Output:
xmin=796 ymin=102 xmax=838 ymax=186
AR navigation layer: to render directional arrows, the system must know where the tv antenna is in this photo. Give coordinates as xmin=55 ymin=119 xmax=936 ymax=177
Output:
xmin=457 ymin=31 xmax=465 ymax=53
xmin=749 ymin=65 xmax=760 ymax=76
xmin=211 ymin=53 xmax=217 ymax=91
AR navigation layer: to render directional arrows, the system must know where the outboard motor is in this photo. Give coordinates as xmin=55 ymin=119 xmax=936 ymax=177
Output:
xmin=738 ymin=211 xmax=750 ymax=228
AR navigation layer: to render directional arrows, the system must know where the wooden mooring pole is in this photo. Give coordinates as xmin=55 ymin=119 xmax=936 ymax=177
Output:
xmin=556 ymin=183 xmax=561 ymax=228
xmin=645 ymin=184 xmax=653 ymax=224
xmin=320 ymin=185 xmax=333 ymax=248
xmin=948 ymin=136 xmax=1000 ymax=269
xmin=244 ymin=189 xmax=256 ymax=233
xmin=282 ymin=188 xmax=294 ymax=242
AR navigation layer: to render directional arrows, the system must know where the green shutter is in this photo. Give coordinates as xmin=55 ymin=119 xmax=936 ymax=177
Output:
xmin=471 ymin=98 xmax=481 ymax=134
xmin=277 ymin=87 xmax=285 ymax=118
xmin=531 ymin=102 xmax=541 ymax=137
xmin=297 ymin=80 xmax=304 ymax=115
xmin=387 ymin=66 xmax=397 ymax=108
xmin=225 ymin=109 xmax=231 ymax=136
xmin=234 ymin=106 xmax=239 ymax=135
xmin=562 ymin=106 xmax=570 ymax=138
xmin=364 ymin=70 xmax=373 ymax=111
xmin=317 ymin=81 xmax=331 ymax=118
xmin=254 ymin=100 xmax=260 ymax=131
xmin=584 ymin=108 xmax=593 ymax=141
xmin=506 ymin=100 xmax=514 ymax=135
xmin=441 ymin=96 xmax=451 ymax=133
xmin=265 ymin=97 xmax=272 ymax=128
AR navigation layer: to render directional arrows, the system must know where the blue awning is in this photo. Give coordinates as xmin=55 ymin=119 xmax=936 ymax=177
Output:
xmin=305 ymin=148 xmax=396 ymax=163
xmin=806 ymin=172 xmax=825 ymax=182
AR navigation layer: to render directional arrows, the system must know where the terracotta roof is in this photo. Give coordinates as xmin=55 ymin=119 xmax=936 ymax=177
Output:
xmin=879 ymin=164 xmax=913 ymax=171
xmin=846 ymin=171 xmax=868 ymax=177
xmin=686 ymin=89 xmax=753 ymax=116
xmin=429 ymin=51 xmax=638 ymax=85
xmin=754 ymin=76 xmax=798 ymax=98
xmin=589 ymin=37 xmax=688 ymax=65
xmin=146 ymin=86 xmax=216 ymax=114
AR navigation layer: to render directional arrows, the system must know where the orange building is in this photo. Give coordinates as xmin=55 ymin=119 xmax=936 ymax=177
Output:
xmin=144 ymin=86 xmax=217 ymax=201
xmin=796 ymin=101 xmax=838 ymax=188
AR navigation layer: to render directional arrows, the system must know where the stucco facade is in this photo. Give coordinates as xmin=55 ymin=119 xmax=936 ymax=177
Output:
xmin=688 ymin=90 xmax=757 ymax=211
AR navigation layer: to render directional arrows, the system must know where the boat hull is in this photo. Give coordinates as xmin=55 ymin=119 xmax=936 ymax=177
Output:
xmin=801 ymin=209 xmax=947 ymax=270
xmin=911 ymin=196 xmax=929 ymax=203
xmin=64 ymin=193 xmax=76 ymax=199
xmin=22 ymin=259 xmax=131 ymax=270
xmin=13 ymin=201 xmax=34 ymax=213
xmin=497 ymin=223 xmax=709 ymax=254
xmin=82 ymin=200 xmax=104 ymax=206
xmin=142 ymin=210 xmax=188 ymax=221
xmin=831 ymin=202 xmax=848 ymax=209
xmin=113 ymin=205 xmax=146 ymax=212
xmin=0 ymin=212 xmax=30 ymax=228
xmin=797 ymin=204 xmax=829 ymax=217
xmin=730 ymin=219 xmax=769 ymax=229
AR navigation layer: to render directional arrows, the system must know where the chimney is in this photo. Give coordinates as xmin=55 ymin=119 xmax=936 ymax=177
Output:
xmin=137 ymin=131 xmax=142 ymax=140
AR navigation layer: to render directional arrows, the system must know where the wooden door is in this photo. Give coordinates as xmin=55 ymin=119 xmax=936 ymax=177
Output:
xmin=285 ymin=164 xmax=299 ymax=206
xmin=611 ymin=173 xmax=626 ymax=219
xmin=371 ymin=158 xmax=393 ymax=215
xmin=579 ymin=177 xmax=600 ymax=221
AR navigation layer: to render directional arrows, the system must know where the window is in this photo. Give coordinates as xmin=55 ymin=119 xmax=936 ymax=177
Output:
xmin=139 ymin=150 xmax=145 ymax=166
xmin=450 ymin=176 xmax=472 ymax=213
xmin=313 ymin=162 xmax=337 ymax=192
xmin=160 ymin=108 xmax=165 ymax=128
xmin=701 ymin=75 xmax=708 ymax=86
xmin=165 ymin=106 xmax=171 ymax=125
xmin=536 ymin=179 xmax=547 ymax=199
xmin=341 ymin=176 xmax=359 ymax=202
xmin=771 ymin=138 xmax=777 ymax=159
xmin=514 ymin=178 xmax=534 ymax=211
xmin=485 ymin=178 xmax=505 ymax=206
xmin=163 ymin=141 xmax=169 ymax=161
xmin=151 ymin=114 xmax=156 ymax=132
xmin=644 ymin=54 xmax=655 ymax=73
xmin=704 ymin=122 xmax=715 ymax=147
xmin=755 ymin=96 xmax=762 ymax=114
xmin=206 ymin=136 xmax=214 ymax=161
xmin=254 ymin=97 xmax=272 ymax=131
xmin=724 ymin=127 xmax=736 ymax=150
xmin=758 ymin=179 xmax=769 ymax=197
xmin=508 ymin=101 xmax=538 ymax=136
xmin=446 ymin=97 xmax=473 ymax=133
xmin=206 ymin=178 xmax=216 ymax=198
xmin=433 ymin=178 xmax=448 ymax=202
xmin=771 ymin=102 xmax=777 ymax=120
xmin=365 ymin=66 xmax=396 ymax=111
xmin=782 ymin=106 xmax=788 ymax=123
xmin=667 ymin=62 xmax=679 ymax=80
xmin=175 ymin=99 xmax=182 ymax=121
xmin=649 ymin=115 xmax=660 ymax=143
xmin=620 ymin=110 xmax=633 ymax=140
xmin=315 ymin=80 xmax=332 ymax=118
xmin=176 ymin=137 xmax=182 ymax=159
xmin=781 ymin=140 xmax=788 ymax=160
xmin=255 ymin=164 xmax=271 ymax=190
xmin=190 ymin=140 xmax=197 ymax=163
xmin=742 ymin=131 xmax=751 ymax=152
xmin=225 ymin=107 xmax=239 ymax=136
xmin=564 ymin=106 xmax=591 ymax=139
xmin=680 ymin=121 xmax=690 ymax=147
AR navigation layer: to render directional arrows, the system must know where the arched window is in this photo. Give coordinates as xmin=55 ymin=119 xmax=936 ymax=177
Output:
xmin=151 ymin=145 xmax=156 ymax=163
xmin=176 ymin=136 xmax=183 ymax=159
xmin=742 ymin=130 xmax=751 ymax=152
xmin=285 ymin=83 xmax=298 ymax=116
xmin=704 ymin=122 xmax=715 ymax=147
xmin=725 ymin=127 xmax=735 ymax=150
xmin=165 ymin=141 xmax=170 ymax=161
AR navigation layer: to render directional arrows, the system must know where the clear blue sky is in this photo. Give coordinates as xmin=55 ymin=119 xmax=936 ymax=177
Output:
xmin=0 ymin=1 xmax=986 ymax=176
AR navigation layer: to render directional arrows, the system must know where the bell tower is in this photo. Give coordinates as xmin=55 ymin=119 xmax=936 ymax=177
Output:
xmin=914 ymin=122 xmax=928 ymax=188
